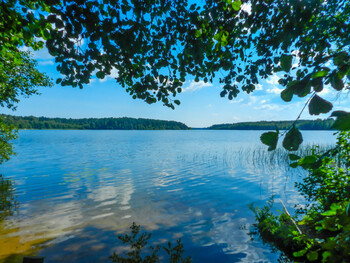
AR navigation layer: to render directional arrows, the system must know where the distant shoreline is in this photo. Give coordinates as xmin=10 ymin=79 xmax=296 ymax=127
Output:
xmin=2 ymin=114 xmax=334 ymax=131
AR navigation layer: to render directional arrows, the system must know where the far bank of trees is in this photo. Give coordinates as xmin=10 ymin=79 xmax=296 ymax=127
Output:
xmin=209 ymin=119 xmax=335 ymax=131
xmin=2 ymin=114 xmax=336 ymax=131
xmin=1 ymin=115 xmax=190 ymax=130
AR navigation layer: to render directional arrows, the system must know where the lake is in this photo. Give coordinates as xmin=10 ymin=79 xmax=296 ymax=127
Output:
xmin=0 ymin=130 xmax=336 ymax=262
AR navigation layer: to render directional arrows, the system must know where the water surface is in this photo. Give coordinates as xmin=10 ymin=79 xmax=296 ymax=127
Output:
xmin=0 ymin=130 xmax=335 ymax=262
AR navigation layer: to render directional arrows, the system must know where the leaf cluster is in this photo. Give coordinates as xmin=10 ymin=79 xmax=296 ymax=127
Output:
xmin=251 ymin=131 xmax=350 ymax=262
xmin=3 ymin=0 xmax=350 ymax=150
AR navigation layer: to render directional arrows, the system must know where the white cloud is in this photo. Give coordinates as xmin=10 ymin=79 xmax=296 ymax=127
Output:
xmin=266 ymin=87 xmax=282 ymax=94
xmin=254 ymin=104 xmax=284 ymax=111
xmin=255 ymin=83 xmax=263 ymax=91
xmin=266 ymin=74 xmax=280 ymax=85
xmin=247 ymin=96 xmax=258 ymax=106
xmin=182 ymin=80 xmax=212 ymax=93
xmin=39 ymin=60 xmax=54 ymax=65
xmin=229 ymin=98 xmax=244 ymax=104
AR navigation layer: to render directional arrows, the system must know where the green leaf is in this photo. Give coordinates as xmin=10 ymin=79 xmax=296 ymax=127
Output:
xmin=330 ymin=111 xmax=350 ymax=131
xmin=289 ymin=79 xmax=311 ymax=97
xmin=281 ymin=87 xmax=293 ymax=102
xmin=288 ymin=154 xmax=301 ymax=161
xmin=96 ymin=71 xmax=105 ymax=79
xmin=293 ymin=249 xmax=308 ymax=257
xmin=333 ymin=52 xmax=348 ymax=66
xmin=195 ymin=30 xmax=202 ymax=38
xmin=321 ymin=210 xmax=337 ymax=216
xmin=260 ymin=131 xmax=279 ymax=151
xmin=282 ymin=127 xmax=303 ymax=151
xmin=308 ymin=95 xmax=333 ymax=115
xmin=290 ymin=162 xmax=299 ymax=168
xmin=322 ymin=251 xmax=332 ymax=260
xmin=306 ymin=251 xmax=318 ymax=261
xmin=298 ymin=155 xmax=317 ymax=165
xmin=330 ymin=73 xmax=344 ymax=91
xmin=311 ymin=69 xmax=329 ymax=79
xmin=232 ymin=0 xmax=242 ymax=11
xmin=311 ymin=77 xmax=323 ymax=92
xmin=281 ymin=54 xmax=293 ymax=72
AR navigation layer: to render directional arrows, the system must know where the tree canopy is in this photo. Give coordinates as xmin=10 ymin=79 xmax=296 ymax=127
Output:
xmin=1 ymin=115 xmax=190 ymax=130
xmin=0 ymin=0 xmax=349 ymax=156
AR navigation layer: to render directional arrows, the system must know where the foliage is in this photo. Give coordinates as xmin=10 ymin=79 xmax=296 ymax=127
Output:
xmin=1 ymin=115 xmax=190 ymax=130
xmin=110 ymin=223 xmax=191 ymax=263
xmin=0 ymin=51 xmax=52 ymax=110
xmin=0 ymin=119 xmax=18 ymax=164
xmin=1 ymin=1 xmax=53 ymax=164
xmin=250 ymin=131 xmax=350 ymax=262
xmin=210 ymin=119 xmax=335 ymax=131
xmin=0 ymin=50 xmax=52 ymax=164
xmin=2 ymin=1 xmax=349 ymax=150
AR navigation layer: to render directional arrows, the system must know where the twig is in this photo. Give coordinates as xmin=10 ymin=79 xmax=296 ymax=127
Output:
xmin=279 ymin=199 xmax=302 ymax=235
xmin=281 ymin=91 xmax=316 ymax=136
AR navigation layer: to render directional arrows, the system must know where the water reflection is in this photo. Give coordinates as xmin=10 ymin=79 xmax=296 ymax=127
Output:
xmin=0 ymin=174 xmax=53 ymax=262
xmin=0 ymin=130 xmax=336 ymax=262
xmin=0 ymin=174 xmax=17 ymax=221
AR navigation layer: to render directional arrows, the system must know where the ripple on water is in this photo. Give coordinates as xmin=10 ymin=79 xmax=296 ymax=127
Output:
xmin=0 ymin=130 xmax=336 ymax=262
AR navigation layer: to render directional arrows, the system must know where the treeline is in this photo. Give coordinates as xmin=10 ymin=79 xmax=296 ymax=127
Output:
xmin=209 ymin=119 xmax=335 ymax=130
xmin=1 ymin=115 xmax=190 ymax=130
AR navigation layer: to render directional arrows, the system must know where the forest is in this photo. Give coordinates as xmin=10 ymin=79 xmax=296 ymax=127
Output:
xmin=1 ymin=115 xmax=190 ymax=130
xmin=209 ymin=119 xmax=335 ymax=130
xmin=2 ymin=115 xmax=336 ymax=131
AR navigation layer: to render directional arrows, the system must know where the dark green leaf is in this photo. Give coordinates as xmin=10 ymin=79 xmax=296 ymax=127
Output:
xmin=330 ymin=73 xmax=344 ymax=91
xmin=280 ymin=55 xmax=293 ymax=72
xmin=260 ymin=131 xmax=279 ymax=151
xmin=282 ymin=127 xmax=303 ymax=151
xmin=289 ymin=162 xmax=299 ymax=168
xmin=96 ymin=71 xmax=105 ymax=79
xmin=306 ymin=251 xmax=318 ymax=261
xmin=331 ymin=111 xmax=350 ymax=131
xmin=281 ymin=87 xmax=293 ymax=102
xmin=308 ymin=95 xmax=333 ymax=115
xmin=333 ymin=52 xmax=348 ymax=66
xmin=311 ymin=77 xmax=323 ymax=92
xmin=288 ymin=154 xmax=301 ymax=161
xmin=290 ymin=79 xmax=311 ymax=97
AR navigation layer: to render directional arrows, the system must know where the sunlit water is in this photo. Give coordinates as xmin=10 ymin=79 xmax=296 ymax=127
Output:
xmin=0 ymin=130 xmax=336 ymax=262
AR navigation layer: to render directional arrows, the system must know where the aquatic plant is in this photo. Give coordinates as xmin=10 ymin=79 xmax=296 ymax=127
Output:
xmin=250 ymin=131 xmax=350 ymax=262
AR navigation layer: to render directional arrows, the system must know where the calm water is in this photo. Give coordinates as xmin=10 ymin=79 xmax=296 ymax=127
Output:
xmin=0 ymin=130 xmax=335 ymax=262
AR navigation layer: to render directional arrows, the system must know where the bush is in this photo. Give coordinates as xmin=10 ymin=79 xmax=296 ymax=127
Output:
xmin=250 ymin=131 xmax=350 ymax=262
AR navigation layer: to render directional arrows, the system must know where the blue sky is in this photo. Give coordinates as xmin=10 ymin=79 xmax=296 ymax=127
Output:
xmin=3 ymin=47 xmax=349 ymax=128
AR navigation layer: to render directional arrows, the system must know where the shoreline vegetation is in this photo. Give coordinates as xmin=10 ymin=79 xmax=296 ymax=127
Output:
xmin=2 ymin=114 xmax=334 ymax=130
